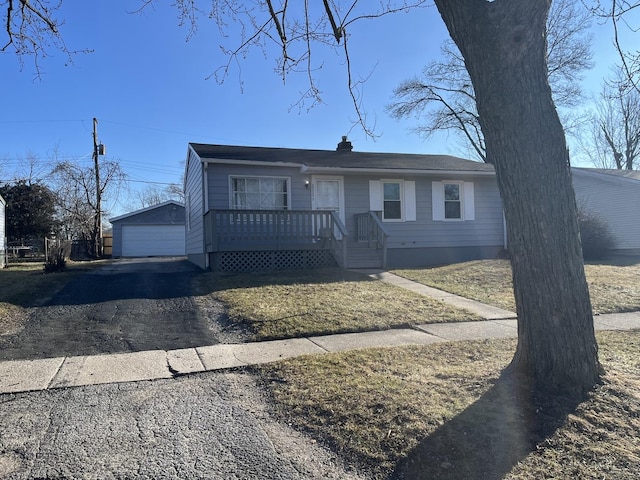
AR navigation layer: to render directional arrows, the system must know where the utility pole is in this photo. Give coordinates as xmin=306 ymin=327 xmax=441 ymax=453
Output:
xmin=92 ymin=118 xmax=104 ymax=257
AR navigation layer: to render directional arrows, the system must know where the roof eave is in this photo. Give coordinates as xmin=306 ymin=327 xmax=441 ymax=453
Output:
xmin=301 ymin=166 xmax=496 ymax=176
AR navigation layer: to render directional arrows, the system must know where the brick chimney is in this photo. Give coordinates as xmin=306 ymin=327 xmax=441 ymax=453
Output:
xmin=336 ymin=135 xmax=353 ymax=152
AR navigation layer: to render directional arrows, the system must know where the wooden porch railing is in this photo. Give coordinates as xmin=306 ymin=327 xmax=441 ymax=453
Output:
xmin=205 ymin=209 xmax=348 ymax=266
xmin=354 ymin=211 xmax=389 ymax=268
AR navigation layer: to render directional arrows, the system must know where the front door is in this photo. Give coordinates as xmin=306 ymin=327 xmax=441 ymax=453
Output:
xmin=311 ymin=176 xmax=345 ymax=238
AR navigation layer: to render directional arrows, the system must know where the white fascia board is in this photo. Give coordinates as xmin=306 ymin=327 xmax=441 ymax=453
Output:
xmin=203 ymin=158 xmax=305 ymax=169
xmin=301 ymin=166 xmax=496 ymax=176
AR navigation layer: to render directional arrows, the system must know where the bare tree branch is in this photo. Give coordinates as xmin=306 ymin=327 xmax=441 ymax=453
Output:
xmin=2 ymin=0 xmax=90 ymax=76
xmin=389 ymin=0 xmax=593 ymax=161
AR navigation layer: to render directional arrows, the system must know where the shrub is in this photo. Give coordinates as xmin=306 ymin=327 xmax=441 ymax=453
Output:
xmin=44 ymin=241 xmax=71 ymax=273
xmin=578 ymin=209 xmax=614 ymax=260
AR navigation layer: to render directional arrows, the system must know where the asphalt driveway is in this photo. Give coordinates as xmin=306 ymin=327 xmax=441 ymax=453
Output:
xmin=0 ymin=258 xmax=220 ymax=361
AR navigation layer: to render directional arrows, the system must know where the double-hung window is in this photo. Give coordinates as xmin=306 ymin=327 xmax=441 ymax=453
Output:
xmin=230 ymin=176 xmax=289 ymax=210
xmin=444 ymin=182 xmax=462 ymax=219
xmin=383 ymin=181 xmax=402 ymax=220
xmin=432 ymin=180 xmax=475 ymax=221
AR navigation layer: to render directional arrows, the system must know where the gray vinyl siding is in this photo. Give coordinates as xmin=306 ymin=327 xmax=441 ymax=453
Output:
xmin=573 ymin=171 xmax=640 ymax=251
xmin=207 ymin=164 xmax=310 ymax=210
xmin=342 ymin=174 xmax=504 ymax=249
xmin=205 ymin=167 xmax=504 ymax=250
xmin=185 ymin=148 xmax=206 ymax=267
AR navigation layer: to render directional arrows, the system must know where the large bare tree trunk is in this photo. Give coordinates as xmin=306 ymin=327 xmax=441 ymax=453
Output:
xmin=434 ymin=0 xmax=601 ymax=395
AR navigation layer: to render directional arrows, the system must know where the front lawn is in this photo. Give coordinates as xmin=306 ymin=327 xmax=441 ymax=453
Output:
xmin=194 ymin=268 xmax=481 ymax=341
xmin=393 ymin=259 xmax=640 ymax=314
xmin=259 ymin=330 xmax=640 ymax=479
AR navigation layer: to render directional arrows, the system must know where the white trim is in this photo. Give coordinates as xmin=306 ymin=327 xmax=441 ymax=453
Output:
xmin=432 ymin=180 xmax=475 ymax=222
xmin=463 ymin=182 xmax=475 ymax=221
xmin=432 ymin=182 xmax=445 ymax=221
xmin=206 ymin=158 xmax=304 ymax=169
xmin=369 ymin=180 xmax=383 ymax=211
xmin=443 ymin=181 xmax=464 ymax=221
xmin=303 ymin=166 xmax=495 ymax=176
xmin=109 ymin=200 xmax=184 ymax=223
xmin=311 ymin=175 xmax=346 ymax=225
xmin=228 ymin=175 xmax=292 ymax=210
xmin=404 ymin=181 xmax=417 ymax=222
xmin=381 ymin=179 xmax=404 ymax=222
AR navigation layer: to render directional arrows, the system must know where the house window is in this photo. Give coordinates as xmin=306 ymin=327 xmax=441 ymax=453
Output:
xmin=432 ymin=181 xmax=475 ymax=222
xmin=231 ymin=176 xmax=289 ymax=210
xmin=383 ymin=181 xmax=402 ymax=220
xmin=444 ymin=182 xmax=462 ymax=219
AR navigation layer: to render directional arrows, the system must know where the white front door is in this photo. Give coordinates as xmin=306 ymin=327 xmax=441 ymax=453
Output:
xmin=311 ymin=176 xmax=345 ymax=238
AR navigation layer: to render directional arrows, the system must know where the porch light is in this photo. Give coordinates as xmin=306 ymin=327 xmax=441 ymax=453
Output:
xmin=305 ymin=180 xmax=310 ymax=188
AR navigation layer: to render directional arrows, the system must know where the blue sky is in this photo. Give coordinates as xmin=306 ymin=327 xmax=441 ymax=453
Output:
xmin=0 ymin=1 xmax=630 ymax=216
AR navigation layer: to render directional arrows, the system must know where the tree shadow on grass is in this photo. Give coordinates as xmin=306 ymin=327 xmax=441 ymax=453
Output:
xmin=390 ymin=369 xmax=585 ymax=480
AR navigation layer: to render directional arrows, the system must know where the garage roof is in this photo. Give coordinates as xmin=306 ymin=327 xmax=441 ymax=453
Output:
xmin=110 ymin=200 xmax=185 ymax=223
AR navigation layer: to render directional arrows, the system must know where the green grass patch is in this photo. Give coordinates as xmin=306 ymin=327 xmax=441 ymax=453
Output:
xmin=393 ymin=259 xmax=640 ymax=315
xmin=259 ymin=330 xmax=640 ymax=479
xmin=194 ymin=268 xmax=481 ymax=341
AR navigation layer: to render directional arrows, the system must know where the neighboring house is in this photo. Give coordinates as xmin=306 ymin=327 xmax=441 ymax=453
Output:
xmin=0 ymin=193 xmax=6 ymax=268
xmin=184 ymin=139 xmax=505 ymax=271
xmin=110 ymin=201 xmax=186 ymax=258
xmin=572 ymin=168 xmax=640 ymax=254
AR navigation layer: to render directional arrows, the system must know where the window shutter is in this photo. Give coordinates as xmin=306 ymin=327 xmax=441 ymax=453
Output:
xmin=404 ymin=181 xmax=416 ymax=221
xmin=464 ymin=182 xmax=475 ymax=220
xmin=432 ymin=181 xmax=444 ymax=221
xmin=369 ymin=180 xmax=382 ymax=211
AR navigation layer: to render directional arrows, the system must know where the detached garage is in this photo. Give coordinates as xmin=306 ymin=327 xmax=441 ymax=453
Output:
xmin=110 ymin=201 xmax=185 ymax=258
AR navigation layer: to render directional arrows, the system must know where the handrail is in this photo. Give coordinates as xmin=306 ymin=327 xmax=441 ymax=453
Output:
xmin=330 ymin=211 xmax=348 ymax=268
xmin=330 ymin=211 xmax=348 ymax=237
xmin=354 ymin=211 xmax=389 ymax=268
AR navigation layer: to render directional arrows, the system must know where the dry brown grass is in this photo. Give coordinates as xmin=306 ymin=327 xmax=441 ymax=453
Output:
xmin=259 ymin=330 xmax=640 ymax=479
xmin=393 ymin=259 xmax=640 ymax=314
xmin=195 ymin=269 xmax=481 ymax=341
xmin=0 ymin=261 xmax=105 ymax=335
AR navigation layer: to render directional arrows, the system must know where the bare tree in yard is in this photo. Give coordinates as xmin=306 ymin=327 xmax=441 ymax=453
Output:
xmin=51 ymin=158 xmax=125 ymax=257
xmin=434 ymin=0 xmax=600 ymax=393
xmin=388 ymin=0 xmax=594 ymax=162
xmin=587 ymin=68 xmax=640 ymax=169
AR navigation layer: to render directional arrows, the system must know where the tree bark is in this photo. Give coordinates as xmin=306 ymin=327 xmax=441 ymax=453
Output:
xmin=434 ymin=0 xmax=601 ymax=395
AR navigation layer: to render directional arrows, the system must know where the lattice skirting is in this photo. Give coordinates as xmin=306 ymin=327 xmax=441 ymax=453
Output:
xmin=211 ymin=250 xmax=336 ymax=272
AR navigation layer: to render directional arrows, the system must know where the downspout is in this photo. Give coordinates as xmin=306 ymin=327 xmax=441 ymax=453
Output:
xmin=503 ymin=210 xmax=508 ymax=250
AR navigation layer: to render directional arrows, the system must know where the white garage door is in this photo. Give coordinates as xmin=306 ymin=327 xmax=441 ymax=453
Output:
xmin=121 ymin=225 xmax=186 ymax=257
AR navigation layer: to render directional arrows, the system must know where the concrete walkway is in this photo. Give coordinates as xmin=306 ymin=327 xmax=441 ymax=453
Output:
xmin=2 ymin=274 xmax=639 ymax=395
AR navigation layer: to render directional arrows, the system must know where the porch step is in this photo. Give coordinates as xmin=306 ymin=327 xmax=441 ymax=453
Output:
xmin=346 ymin=242 xmax=383 ymax=269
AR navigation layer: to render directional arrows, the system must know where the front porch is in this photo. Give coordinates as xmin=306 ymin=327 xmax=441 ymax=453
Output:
xmin=203 ymin=209 xmax=388 ymax=271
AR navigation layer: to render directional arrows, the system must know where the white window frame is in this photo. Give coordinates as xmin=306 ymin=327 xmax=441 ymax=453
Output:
xmin=229 ymin=175 xmax=291 ymax=211
xmin=381 ymin=179 xmax=404 ymax=222
xmin=443 ymin=181 xmax=464 ymax=220
xmin=432 ymin=180 xmax=475 ymax=222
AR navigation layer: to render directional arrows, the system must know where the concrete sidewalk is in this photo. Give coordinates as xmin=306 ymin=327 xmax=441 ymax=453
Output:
xmin=2 ymin=271 xmax=639 ymax=395
xmin=2 ymin=312 xmax=639 ymax=395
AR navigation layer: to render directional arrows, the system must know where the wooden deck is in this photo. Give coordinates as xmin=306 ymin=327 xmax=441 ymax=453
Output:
xmin=204 ymin=209 xmax=387 ymax=269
